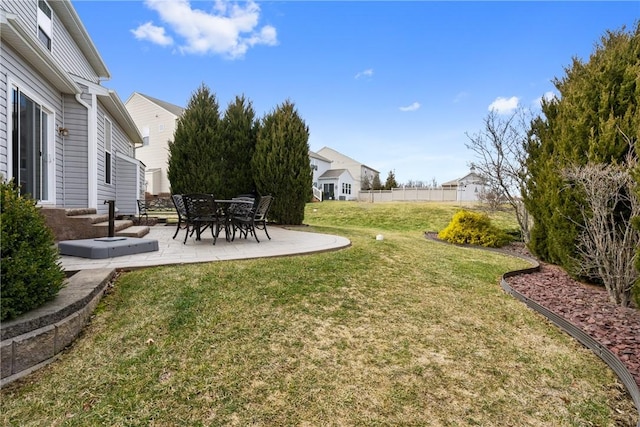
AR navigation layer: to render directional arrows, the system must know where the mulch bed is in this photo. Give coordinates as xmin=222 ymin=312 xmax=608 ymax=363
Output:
xmin=505 ymin=262 xmax=640 ymax=390
xmin=425 ymin=233 xmax=640 ymax=390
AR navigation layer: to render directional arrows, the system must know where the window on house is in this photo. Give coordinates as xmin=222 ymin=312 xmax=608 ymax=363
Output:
xmin=342 ymin=183 xmax=351 ymax=195
xmin=104 ymin=117 xmax=112 ymax=184
xmin=37 ymin=0 xmax=52 ymax=51
xmin=142 ymin=126 xmax=150 ymax=146
xmin=38 ymin=27 xmax=51 ymax=50
xmin=39 ymin=0 xmax=52 ymax=18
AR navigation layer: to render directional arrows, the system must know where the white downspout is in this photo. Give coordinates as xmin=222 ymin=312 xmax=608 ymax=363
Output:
xmin=75 ymin=92 xmax=97 ymax=210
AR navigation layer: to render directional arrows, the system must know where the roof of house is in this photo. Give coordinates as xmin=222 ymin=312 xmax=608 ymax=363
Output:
xmin=1 ymin=11 xmax=80 ymax=93
xmin=317 ymin=146 xmax=379 ymax=173
xmin=319 ymin=169 xmax=349 ymax=179
xmin=100 ymin=90 xmax=143 ymax=144
xmin=309 ymin=150 xmax=331 ymax=163
xmin=134 ymin=93 xmax=184 ymax=117
xmin=49 ymin=1 xmax=110 ymax=79
xmin=441 ymin=170 xmax=485 ymax=187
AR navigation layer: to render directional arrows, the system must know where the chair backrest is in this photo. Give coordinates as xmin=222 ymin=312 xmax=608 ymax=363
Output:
xmin=183 ymin=193 xmax=217 ymax=219
xmin=253 ymin=195 xmax=273 ymax=221
xmin=171 ymin=194 xmax=187 ymax=218
xmin=137 ymin=200 xmax=148 ymax=214
xmin=230 ymin=197 xmax=255 ymax=217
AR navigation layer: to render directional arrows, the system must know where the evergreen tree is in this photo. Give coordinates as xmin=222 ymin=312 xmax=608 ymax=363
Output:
xmin=384 ymin=170 xmax=399 ymax=190
xmin=252 ymin=100 xmax=311 ymax=225
xmin=219 ymin=95 xmax=258 ymax=199
xmin=523 ymin=23 xmax=640 ymax=271
xmin=632 ymin=136 xmax=640 ymax=307
xmin=167 ymin=84 xmax=222 ymax=194
xmin=361 ymin=174 xmax=372 ymax=191
xmin=371 ymin=173 xmax=383 ymax=190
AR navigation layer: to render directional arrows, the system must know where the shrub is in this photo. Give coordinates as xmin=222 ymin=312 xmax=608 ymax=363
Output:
xmin=252 ymin=100 xmax=311 ymax=225
xmin=1 ymin=180 xmax=65 ymax=321
xmin=438 ymin=210 xmax=511 ymax=248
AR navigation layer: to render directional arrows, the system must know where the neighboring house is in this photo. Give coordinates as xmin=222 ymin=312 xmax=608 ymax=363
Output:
xmin=309 ymin=150 xmax=331 ymax=200
xmin=317 ymin=168 xmax=355 ymax=201
xmin=316 ymin=146 xmax=379 ymax=198
xmin=125 ymin=92 xmax=184 ymax=195
xmin=1 ymin=0 xmax=143 ymax=217
xmin=441 ymin=167 xmax=487 ymax=201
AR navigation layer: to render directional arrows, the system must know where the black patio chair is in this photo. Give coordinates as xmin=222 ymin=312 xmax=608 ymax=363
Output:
xmin=171 ymin=194 xmax=189 ymax=241
xmin=225 ymin=197 xmax=255 ymax=240
xmin=137 ymin=199 xmax=149 ymax=223
xmin=182 ymin=193 xmax=225 ymax=245
xmin=232 ymin=195 xmax=274 ymax=243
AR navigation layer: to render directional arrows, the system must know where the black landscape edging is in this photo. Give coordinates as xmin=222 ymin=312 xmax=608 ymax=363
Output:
xmin=425 ymin=232 xmax=640 ymax=425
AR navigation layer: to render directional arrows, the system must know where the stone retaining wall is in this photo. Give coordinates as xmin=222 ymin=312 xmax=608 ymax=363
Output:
xmin=0 ymin=269 xmax=116 ymax=387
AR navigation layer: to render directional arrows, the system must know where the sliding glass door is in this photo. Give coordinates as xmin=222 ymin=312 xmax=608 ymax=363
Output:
xmin=12 ymin=88 xmax=52 ymax=202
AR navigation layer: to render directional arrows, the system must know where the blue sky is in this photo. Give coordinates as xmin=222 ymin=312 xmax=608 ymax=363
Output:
xmin=73 ymin=1 xmax=639 ymax=185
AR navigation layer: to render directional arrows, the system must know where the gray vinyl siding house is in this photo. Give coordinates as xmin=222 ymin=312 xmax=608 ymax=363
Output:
xmin=0 ymin=0 xmax=143 ymax=216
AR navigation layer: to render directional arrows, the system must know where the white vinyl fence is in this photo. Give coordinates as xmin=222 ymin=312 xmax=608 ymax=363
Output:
xmin=358 ymin=188 xmax=458 ymax=202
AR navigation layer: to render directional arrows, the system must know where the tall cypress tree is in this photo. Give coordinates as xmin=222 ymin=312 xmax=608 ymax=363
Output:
xmin=219 ymin=95 xmax=258 ymax=199
xmin=167 ymin=84 xmax=221 ymax=194
xmin=371 ymin=173 xmax=383 ymax=190
xmin=384 ymin=170 xmax=399 ymax=190
xmin=252 ymin=100 xmax=311 ymax=225
xmin=523 ymin=23 xmax=640 ymax=271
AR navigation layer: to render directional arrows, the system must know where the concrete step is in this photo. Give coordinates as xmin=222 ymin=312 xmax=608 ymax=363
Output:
xmin=67 ymin=213 xmax=109 ymax=224
xmin=116 ymin=225 xmax=150 ymax=238
xmin=92 ymin=219 xmax=134 ymax=233
xmin=64 ymin=208 xmax=97 ymax=217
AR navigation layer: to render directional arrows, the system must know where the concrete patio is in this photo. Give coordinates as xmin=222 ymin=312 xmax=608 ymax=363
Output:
xmin=59 ymin=223 xmax=351 ymax=271
xmin=1 ymin=224 xmax=350 ymax=386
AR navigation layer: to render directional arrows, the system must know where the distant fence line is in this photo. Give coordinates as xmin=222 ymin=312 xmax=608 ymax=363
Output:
xmin=358 ymin=188 xmax=459 ymax=202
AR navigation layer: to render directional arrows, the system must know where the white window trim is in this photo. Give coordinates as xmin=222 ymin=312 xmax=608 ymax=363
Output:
xmin=37 ymin=0 xmax=53 ymax=50
xmin=7 ymin=78 xmax=56 ymax=205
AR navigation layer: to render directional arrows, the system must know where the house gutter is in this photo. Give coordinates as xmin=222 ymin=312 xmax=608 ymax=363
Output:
xmin=74 ymin=92 xmax=98 ymax=210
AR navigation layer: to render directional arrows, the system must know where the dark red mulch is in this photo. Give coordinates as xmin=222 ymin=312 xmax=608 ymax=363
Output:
xmin=505 ymin=262 xmax=640 ymax=390
xmin=425 ymin=233 xmax=640 ymax=390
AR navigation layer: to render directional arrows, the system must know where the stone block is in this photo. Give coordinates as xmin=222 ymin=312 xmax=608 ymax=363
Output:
xmin=1 ymin=340 xmax=14 ymax=379
xmin=54 ymin=312 xmax=84 ymax=353
xmin=13 ymin=326 xmax=55 ymax=374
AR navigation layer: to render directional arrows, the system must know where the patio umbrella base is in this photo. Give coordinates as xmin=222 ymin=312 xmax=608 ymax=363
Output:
xmin=58 ymin=237 xmax=159 ymax=259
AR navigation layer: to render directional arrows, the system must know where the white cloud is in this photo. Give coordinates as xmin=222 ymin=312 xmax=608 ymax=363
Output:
xmin=133 ymin=0 xmax=278 ymax=59
xmin=131 ymin=22 xmax=174 ymax=46
xmin=532 ymin=91 xmax=557 ymax=109
xmin=399 ymin=102 xmax=420 ymax=112
xmin=355 ymin=68 xmax=374 ymax=79
xmin=488 ymin=96 xmax=519 ymax=114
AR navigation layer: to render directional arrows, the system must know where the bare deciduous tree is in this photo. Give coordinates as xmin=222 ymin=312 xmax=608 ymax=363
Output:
xmin=465 ymin=108 xmax=532 ymax=242
xmin=563 ymin=153 xmax=639 ymax=307
xmin=477 ymin=185 xmax=507 ymax=211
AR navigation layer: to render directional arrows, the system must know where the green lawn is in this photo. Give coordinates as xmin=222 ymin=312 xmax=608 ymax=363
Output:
xmin=1 ymin=202 xmax=635 ymax=426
